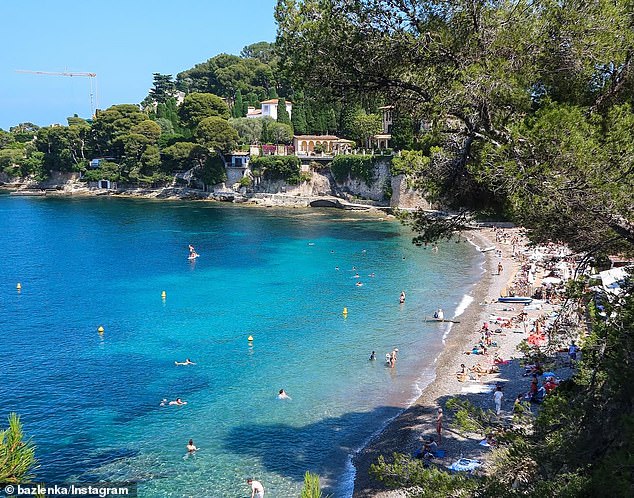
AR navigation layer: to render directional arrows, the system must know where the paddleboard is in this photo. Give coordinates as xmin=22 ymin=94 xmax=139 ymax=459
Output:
xmin=424 ymin=317 xmax=461 ymax=323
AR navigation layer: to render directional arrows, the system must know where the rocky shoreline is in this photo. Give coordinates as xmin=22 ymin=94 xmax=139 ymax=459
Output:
xmin=0 ymin=179 xmax=402 ymax=214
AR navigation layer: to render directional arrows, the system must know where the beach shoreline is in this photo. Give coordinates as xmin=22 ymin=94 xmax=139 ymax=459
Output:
xmin=352 ymin=227 xmax=530 ymax=497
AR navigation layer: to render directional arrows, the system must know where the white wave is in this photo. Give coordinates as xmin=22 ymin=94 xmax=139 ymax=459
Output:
xmin=454 ymin=294 xmax=474 ymax=318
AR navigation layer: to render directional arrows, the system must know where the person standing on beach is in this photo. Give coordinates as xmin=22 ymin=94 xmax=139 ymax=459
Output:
xmin=494 ymin=386 xmax=504 ymax=415
xmin=497 ymin=262 xmax=503 ymax=275
xmin=436 ymin=408 xmax=443 ymax=444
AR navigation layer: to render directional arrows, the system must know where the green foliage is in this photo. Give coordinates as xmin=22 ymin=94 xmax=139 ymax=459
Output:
xmin=177 ymin=53 xmax=276 ymax=100
xmin=330 ymin=155 xmax=377 ymax=185
xmin=229 ymin=117 xmax=263 ymax=145
xmin=179 ymin=93 xmax=230 ymax=129
xmin=275 ymin=0 xmax=634 ymax=252
xmin=194 ymin=154 xmax=226 ymax=186
xmin=250 ymin=155 xmax=301 ymax=183
xmin=259 ymin=116 xmax=293 ymax=144
xmin=0 ymin=413 xmax=38 ymax=483
xmin=390 ymin=151 xmax=430 ymax=178
xmin=390 ymin=113 xmax=415 ymax=150
xmin=161 ymin=141 xmax=206 ymax=172
xmin=350 ymin=111 xmax=382 ymax=148
xmin=240 ymin=41 xmax=276 ymax=64
xmin=277 ymin=98 xmax=291 ymax=125
xmin=194 ymin=117 xmax=239 ymax=154
xmin=232 ymin=90 xmax=245 ymax=118
xmin=82 ymin=161 xmax=121 ymax=182
xmin=370 ymin=453 xmax=475 ymax=497
xmin=36 ymin=125 xmax=89 ymax=173
xmin=9 ymin=123 xmax=39 ymax=143
xmin=91 ymin=104 xmax=146 ymax=159
xmin=0 ymin=143 xmax=45 ymax=179
xmin=268 ymin=120 xmax=293 ymax=144
xmin=300 ymin=471 xmax=330 ymax=498
xmin=238 ymin=175 xmax=252 ymax=187
xmin=148 ymin=73 xmax=176 ymax=104
xmin=156 ymin=98 xmax=183 ymax=134
xmin=291 ymin=91 xmax=308 ymax=134
xmin=131 ymin=120 xmax=161 ymax=143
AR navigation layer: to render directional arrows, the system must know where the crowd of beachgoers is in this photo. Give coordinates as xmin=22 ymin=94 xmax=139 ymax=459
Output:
xmin=353 ymin=227 xmax=585 ymax=497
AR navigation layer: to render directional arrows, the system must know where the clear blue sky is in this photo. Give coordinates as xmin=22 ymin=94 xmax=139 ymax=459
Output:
xmin=0 ymin=0 xmax=278 ymax=130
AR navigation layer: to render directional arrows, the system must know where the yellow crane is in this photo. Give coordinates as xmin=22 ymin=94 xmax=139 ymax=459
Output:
xmin=16 ymin=69 xmax=98 ymax=118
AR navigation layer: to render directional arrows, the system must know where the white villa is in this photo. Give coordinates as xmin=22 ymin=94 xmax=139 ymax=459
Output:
xmin=293 ymin=135 xmax=355 ymax=155
xmin=246 ymin=99 xmax=293 ymax=120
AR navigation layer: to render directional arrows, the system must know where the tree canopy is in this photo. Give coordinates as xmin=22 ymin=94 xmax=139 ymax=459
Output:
xmin=275 ymin=0 xmax=634 ymax=254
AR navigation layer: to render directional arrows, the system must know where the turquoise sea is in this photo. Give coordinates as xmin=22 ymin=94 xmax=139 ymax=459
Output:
xmin=0 ymin=195 xmax=482 ymax=497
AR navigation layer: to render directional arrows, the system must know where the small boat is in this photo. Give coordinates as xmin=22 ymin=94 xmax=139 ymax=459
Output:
xmin=498 ymin=296 xmax=532 ymax=304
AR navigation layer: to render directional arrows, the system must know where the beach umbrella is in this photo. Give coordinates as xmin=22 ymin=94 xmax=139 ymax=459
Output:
xmin=542 ymin=371 xmax=556 ymax=378
xmin=542 ymin=276 xmax=562 ymax=284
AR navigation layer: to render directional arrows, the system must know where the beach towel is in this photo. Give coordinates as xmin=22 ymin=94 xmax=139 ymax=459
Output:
xmin=448 ymin=458 xmax=482 ymax=472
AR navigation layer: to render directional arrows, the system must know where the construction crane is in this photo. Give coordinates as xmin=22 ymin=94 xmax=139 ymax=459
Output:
xmin=16 ymin=69 xmax=98 ymax=118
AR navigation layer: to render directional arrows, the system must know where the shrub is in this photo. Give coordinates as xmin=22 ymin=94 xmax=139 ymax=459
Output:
xmin=250 ymin=155 xmax=301 ymax=184
xmin=330 ymin=155 xmax=377 ymax=185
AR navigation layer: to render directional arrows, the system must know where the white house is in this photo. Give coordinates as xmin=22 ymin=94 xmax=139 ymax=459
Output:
xmin=247 ymin=99 xmax=292 ymax=120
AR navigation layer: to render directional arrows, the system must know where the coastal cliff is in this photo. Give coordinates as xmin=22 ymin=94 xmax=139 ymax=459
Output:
xmin=3 ymin=156 xmax=432 ymax=211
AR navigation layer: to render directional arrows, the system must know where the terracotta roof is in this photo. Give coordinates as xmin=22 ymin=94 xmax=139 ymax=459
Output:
xmin=294 ymin=135 xmax=340 ymax=140
xmin=260 ymin=99 xmax=292 ymax=104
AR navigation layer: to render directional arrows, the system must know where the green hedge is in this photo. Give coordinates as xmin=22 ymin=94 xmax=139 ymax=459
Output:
xmin=330 ymin=155 xmax=377 ymax=185
xmin=250 ymin=155 xmax=302 ymax=184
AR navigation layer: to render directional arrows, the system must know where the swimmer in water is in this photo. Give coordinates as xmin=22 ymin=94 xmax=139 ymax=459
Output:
xmin=277 ymin=389 xmax=291 ymax=400
xmin=335 ymin=266 xmax=340 ymax=271
xmin=186 ymin=439 xmax=198 ymax=453
xmin=175 ymin=358 xmax=196 ymax=366
xmin=353 ymin=273 xmax=360 ymax=279
xmin=356 ymin=282 xmax=363 ymax=287
xmin=400 ymin=291 xmax=406 ymax=304
xmin=369 ymin=351 xmax=376 ymax=361
xmin=168 ymin=398 xmax=187 ymax=406
xmin=369 ymin=272 xmax=375 ymax=277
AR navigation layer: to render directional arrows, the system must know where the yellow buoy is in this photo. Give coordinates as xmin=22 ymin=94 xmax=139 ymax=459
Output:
xmin=98 ymin=326 xmax=104 ymax=334
xmin=343 ymin=307 xmax=348 ymax=315
xmin=247 ymin=335 xmax=254 ymax=342
xmin=16 ymin=283 xmax=22 ymax=290
xmin=161 ymin=290 xmax=166 ymax=299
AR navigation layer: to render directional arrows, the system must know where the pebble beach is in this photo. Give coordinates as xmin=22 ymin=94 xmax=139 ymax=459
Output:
xmin=352 ymin=227 xmax=573 ymax=497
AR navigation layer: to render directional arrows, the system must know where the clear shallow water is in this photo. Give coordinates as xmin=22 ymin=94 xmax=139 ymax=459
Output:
xmin=0 ymin=195 xmax=481 ymax=497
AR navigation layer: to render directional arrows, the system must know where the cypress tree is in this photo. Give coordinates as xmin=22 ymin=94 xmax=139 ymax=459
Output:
xmin=277 ymin=98 xmax=291 ymax=126
xmin=291 ymin=91 xmax=308 ymax=135
xmin=233 ymin=90 xmax=245 ymax=118
xmin=268 ymin=87 xmax=279 ymax=100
